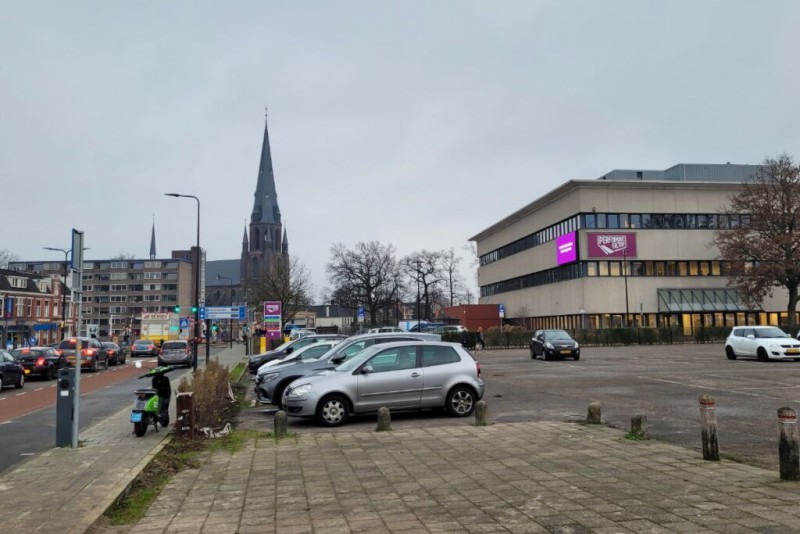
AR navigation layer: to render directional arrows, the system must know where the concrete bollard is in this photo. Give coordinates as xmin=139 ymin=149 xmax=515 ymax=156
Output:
xmin=778 ymin=407 xmax=800 ymax=480
xmin=475 ymin=400 xmax=489 ymax=426
xmin=587 ymin=401 xmax=601 ymax=424
xmin=699 ymin=395 xmax=719 ymax=461
xmin=376 ymin=407 xmax=392 ymax=432
xmin=274 ymin=410 xmax=288 ymax=438
xmin=630 ymin=413 xmax=647 ymax=439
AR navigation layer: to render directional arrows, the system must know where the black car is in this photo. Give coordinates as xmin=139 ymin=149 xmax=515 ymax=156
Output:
xmin=101 ymin=342 xmax=127 ymax=366
xmin=12 ymin=347 xmax=68 ymax=380
xmin=247 ymin=334 xmax=348 ymax=374
xmin=530 ymin=329 xmax=581 ymax=361
xmin=0 ymin=349 xmax=25 ymax=389
xmin=58 ymin=337 xmax=110 ymax=372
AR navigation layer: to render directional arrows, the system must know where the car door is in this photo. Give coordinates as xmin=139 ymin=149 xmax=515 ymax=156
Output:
xmin=420 ymin=344 xmax=463 ymax=406
xmin=736 ymin=328 xmax=756 ymax=357
xmin=532 ymin=331 xmax=544 ymax=356
xmin=0 ymin=351 xmax=20 ymax=386
xmin=355 ymin=345 xmax=423 ymax=412
xmin=92 ymin=339 xmax=107 ymax=364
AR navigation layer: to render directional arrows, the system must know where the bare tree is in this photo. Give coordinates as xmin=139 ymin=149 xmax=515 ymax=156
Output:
xmin=442 ymin=248 xmax=465 ymax=308
xmin=713 ymin=154 xmax=800 ymax=325
xmin=247 ymin=256 xmax=313 ymax=328
xmin=0 ymin=249 xmax=18 ymax=269
xmin=401 ymin=250 xmax=446 ymax=321
xmin=326 ymin=241 xmax=400 ymax=327
xmin=111 ymin=252 xmax=136 ymax=260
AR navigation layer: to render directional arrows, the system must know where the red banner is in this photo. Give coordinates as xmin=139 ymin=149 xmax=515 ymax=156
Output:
xmin=587 ymin=232 xmax=637 ymax=258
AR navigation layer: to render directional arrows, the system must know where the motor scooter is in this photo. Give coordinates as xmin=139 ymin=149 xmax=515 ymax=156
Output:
xmin=131 ymin=361 xmax=181 ymax=437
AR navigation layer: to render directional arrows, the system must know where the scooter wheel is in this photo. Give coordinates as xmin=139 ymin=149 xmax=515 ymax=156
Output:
xmin=134 ymin=421 xmax=147 ymax=437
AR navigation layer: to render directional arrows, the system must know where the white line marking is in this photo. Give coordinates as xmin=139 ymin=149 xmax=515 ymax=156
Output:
xmin=35 ymin=388 xmax=44 ymax=392
xmin=15 ymin=392 xmax=26 ymax=396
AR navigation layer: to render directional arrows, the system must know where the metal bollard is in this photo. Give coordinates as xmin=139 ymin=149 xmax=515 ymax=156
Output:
xmin=778 ymin=407 xmax=800 ymax=480
xmin=376 ymin=407 xmax=392 ymax=432
xmin=630 ymin=413 xmax=647 ymax=439
xmin=699 ymin=395 xmax=719 ymax=461
xmin=587 ymin=401 xmax=601 ymax=424
xmin=475 ymin=400 xmax=489 ymax=426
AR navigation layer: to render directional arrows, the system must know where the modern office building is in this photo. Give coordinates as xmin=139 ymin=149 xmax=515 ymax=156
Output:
xmin=470 ymin=163 xmax=793 ymax=334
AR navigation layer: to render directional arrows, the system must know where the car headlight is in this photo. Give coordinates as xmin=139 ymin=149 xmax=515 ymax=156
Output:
xmin=545 ymin=342 xmax=554 ymax=350
xmin=574 ymin=342 xmax=579 ymax=349
xmin=768 ymin=343 xmax=781 ymax=350
xmin=288 ymin=383 xmax=312 ymax=397
xmin=260 ymin=372 xmax=279 ymax=383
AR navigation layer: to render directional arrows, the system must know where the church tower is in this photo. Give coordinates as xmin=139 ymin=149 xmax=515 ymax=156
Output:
xmin=241 ymin=112 xmax=287 ymax=288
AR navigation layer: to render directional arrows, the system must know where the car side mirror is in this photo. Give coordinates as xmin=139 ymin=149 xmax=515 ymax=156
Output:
xmin=330 ymin=355 xmax=345 ymax=364
xmin=361 ymin=365 xmax=373 ymax=374
xmin=286 ymin=347 xmax=294 ymax=354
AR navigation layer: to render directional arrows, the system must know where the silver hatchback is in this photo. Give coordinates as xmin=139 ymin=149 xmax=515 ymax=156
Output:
xmin=282 ymin=341 xmax=485 ymax=426
xmin=158 ymin=340 xmax=194 ymax=367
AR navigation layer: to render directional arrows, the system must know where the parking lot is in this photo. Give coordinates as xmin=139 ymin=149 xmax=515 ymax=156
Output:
xmin=244 ymin=343 xmax=800 ymax=471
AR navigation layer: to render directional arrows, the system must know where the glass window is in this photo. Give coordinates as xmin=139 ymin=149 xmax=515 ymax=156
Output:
xmin=609 ymin=262 xmax=621 ymax=276
xmin=711 ymin=261 xmax=721 ymax=275
xmin=708 ymin=215 xmax=718 ymax=229
xmin=645 ymin=262 xmax=654 ymax=276
xmin=689 ymin=261 xmax=699 ymax=275
xmin=598 ymin=262 xmax=609 ymax=276
xmin=641 ymin=213 xmax=651 ymax=228
xmin=663 ymin=214 xmax=674 ymax=229
xmin=586 ymin=262 xmax=598 ymax=276
xmin=368 ymin=346 xmax=418 ymax=372
xmin=585 ymin=213 xmax=596 ymax=229
xmin=651 ymin=214 xmax=663 ymax=229
xmin=655 ymin=262 xmax=665 ymax=276
xmin=421 ymin=345 xmax=461 ymax=367
xmin=673 ymin=214 xmax=685 ymax=229
xmin=619 ymin=214 xmax=629 ymax=228
xmin=678 ymin=262 xmax=688 ymax=276
xmin=718 ymin=215 xmax=728 ymax=229
xmin=697 ymin=215 xmax=708 ymax=229
xmin=607 ymin=214 xmax=619 ymax=229
xmin=686 ymin=215 xmax=697 ymax=229
xmin=596 ymin=213 xmax=607 ymax=229
xmin=629 ymin=214 xmax=641 ymax=228
xmin=631 ymin=261 xmax=644 ymax=276
xmin=699 ymin=262 xmax=710 ymax=276
xmin=665 ymin=262 xmax=677 ymax=276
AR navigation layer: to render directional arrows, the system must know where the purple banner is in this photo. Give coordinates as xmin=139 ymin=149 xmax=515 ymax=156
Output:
xmin=556 ymin=232 xmax=578 ymax=265
xmin=263 ymin=301 xmax=282 ymax=340
xmin=587 ymin=232 xmax=637 ymax=258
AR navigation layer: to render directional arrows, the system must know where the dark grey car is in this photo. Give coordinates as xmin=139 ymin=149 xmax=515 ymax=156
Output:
xmin=254 ymin=332 xmax=441 ymax=408
xmin=158 ymin=340 xmax=194 ymax=367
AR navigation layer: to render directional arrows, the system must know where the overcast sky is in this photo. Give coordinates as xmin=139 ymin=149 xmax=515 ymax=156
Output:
xmin=3 ymin=1 xmax=800 ymax=301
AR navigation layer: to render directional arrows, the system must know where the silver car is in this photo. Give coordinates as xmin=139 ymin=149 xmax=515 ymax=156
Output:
xmin=158 ymin=340 xmax=194 ymax=367
xmin=282 ymin=341 xmax=485 ymax=427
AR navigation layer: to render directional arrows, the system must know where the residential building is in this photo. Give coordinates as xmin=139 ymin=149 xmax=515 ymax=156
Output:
xmin=0 ymin=268 xmax=72 ymax=347
xmin=470 ymin=163 xmax=790 ymax=334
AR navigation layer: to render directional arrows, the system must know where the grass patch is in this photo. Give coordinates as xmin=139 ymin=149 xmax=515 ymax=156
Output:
xmin=104 ymin=439 xmax=204 ymax=525
xmin=207 ymin=429 xmax=264 ymax=454
xmin=624 ymin=431 xmax=647 ymax=441
xmin=230 ymin=361 xmax=246 ymax=382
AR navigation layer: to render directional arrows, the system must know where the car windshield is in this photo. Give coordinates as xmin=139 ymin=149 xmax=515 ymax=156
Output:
xmin=134 ymin=340 xmax=150 ymax=345
xmin=754 ymin=327 xmax=790 ymax=338
xmin=102 ymin=343 xmax=117 ymax=348
xmin=271 ymin=340 xmax=293 ymax=352
xmin=58 ymin=340 xmax=84 ymax=349
xmin=335 ymin=348 xmax=379 ymax=373
xmin=162 ymin=342 xmax=186 ymax=350
xmin=544 ymin=330 xmax=573 ymax=341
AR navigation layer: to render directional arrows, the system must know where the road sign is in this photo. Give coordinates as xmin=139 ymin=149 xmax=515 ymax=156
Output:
xmin=499 ymin=304 xmax=505 ymax=318
xmin=179 ymin=318 xmax=189 ymax=329
xmin=29 ymin=336 xmax=37 ymax=346
xmin=358 ymin=307 xmax=365 ymax=323
xmin=200 ymin=306 xmax=244 ymax=320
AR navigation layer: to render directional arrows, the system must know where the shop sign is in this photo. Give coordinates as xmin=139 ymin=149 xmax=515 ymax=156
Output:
xmin=588 ymin=232 xmax=637 ymax=258
xmin=555 ymin=232 xmax=578 ymax=265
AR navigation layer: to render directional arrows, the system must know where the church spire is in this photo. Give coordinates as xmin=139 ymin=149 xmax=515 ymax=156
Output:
xmin=251 ymin=111 xmax=280 ymax=225
xmin=242 ymin=223 xmax=249 ymax=252
xmin=149 ymin=216 xmax=157 ymax=259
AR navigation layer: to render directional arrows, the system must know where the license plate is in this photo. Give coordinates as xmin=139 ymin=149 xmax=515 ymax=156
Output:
xmin=560 ymin=349 xmax=572 ymax=354
xmin=130 ymin=412 xmax=143 ymax=423
xmin=24 ymin=369 xmax=30 ymax=374
xmin=787 ymin=348 xmax=800 ymax=354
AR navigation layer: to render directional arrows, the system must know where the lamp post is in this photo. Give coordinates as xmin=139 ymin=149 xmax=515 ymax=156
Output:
xmin=623 ymin=249 xmax=630 ymax=327
xmin=216 ymin=274 xmax=233 ymax=349
xmin=165 ymin=193 xmax=201 ymax=371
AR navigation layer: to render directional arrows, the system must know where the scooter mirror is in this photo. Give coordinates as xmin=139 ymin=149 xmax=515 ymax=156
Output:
xmin=134 ymin=361 xmax=143 ymax=369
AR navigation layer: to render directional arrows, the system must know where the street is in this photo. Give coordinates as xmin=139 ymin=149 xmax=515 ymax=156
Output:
xmin=243 ymin=343 xmax=800 ymax=471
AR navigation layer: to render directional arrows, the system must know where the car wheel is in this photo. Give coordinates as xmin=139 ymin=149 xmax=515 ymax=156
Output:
xmin=272 ymin=383 xmax=290 ymax=410
xmin=573 ymin=354 xmax=580 ymax=361
xmin=726 ymin=346 xmax=737 ymax=360
xmin=91 ymin=359 xmax=98 ymax=372
xmin=530 ymin=348 xmax=536 ymax=359
xmin=316 ymin=394 xmax=350 ymax=427
xmin=104 ymin=358 xmax=109 ymax=370
xmin=446 ymin=386 xmax=476 ymax=417
xmin=47 ymin=365 xmax=56 ymax=380
xmin=0 ymin=375 xmax=3 ymax=390
xmin=15 ymin=373 xmax=24 ymax=389
xmin=757 ymin=347 xmax=769 ymax=362
xmin=542 ymin=351 xmax=549 ymax=361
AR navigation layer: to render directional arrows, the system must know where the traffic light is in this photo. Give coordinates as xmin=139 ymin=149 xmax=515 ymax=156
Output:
xmin=212 ymin=324 xmax=218 ymax=332
xmin=174 ymin=305 xmax=181 ymax=314
xmin=191 ymin=305 xmax=198 ymax=313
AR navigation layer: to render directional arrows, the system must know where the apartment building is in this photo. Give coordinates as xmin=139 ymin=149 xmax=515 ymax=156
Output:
xmin=0 ymin=268 xmax=72 ymax=347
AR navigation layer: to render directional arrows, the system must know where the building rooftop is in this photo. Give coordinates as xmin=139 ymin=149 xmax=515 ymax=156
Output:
xmin=598 ymin=163 xmax=761 ymax=182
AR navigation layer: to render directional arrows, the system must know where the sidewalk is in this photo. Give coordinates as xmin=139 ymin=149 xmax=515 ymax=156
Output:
xmin=0 ymin=345 xmax=247 ymax=534
xmin=5 ymin=343 xmax=800 ymax=533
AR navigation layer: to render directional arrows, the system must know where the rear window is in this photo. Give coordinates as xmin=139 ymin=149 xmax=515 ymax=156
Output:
xmin=162 ymin=342 xmax=187 ymax=350
xmin=422 ymin=345 xmax=461 ymax=367
xmin=13 ymin=348 xmax=45 ymax=357
xmin=58 ymin=340 xmax=79 ymax=349
xmin=134 ymin=339 xmax=150 ymax=345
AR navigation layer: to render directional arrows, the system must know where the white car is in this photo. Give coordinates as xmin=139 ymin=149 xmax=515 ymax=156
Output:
xmin=256 ymin=339 xmax=343 ymax=373
xmin=725 ymin=326 xmax=800 ymax=361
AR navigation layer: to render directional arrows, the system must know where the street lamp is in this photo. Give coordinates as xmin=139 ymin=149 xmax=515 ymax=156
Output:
xmin=216 ymin=273 xmax=233 ymax=349
xmin=622 ymin=250 xmax=630 ymax=327
xmin=165 ymin=193 xmax=201 ymax=371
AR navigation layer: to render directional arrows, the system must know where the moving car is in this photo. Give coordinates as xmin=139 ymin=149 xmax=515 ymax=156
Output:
xmin=158 ymin=340 xmax=194 ymax=367
xmin=102 ymin=342 xmax=127 ymax=366
xmin=530 ymin=329 xmax=580 ymax=360
xmin=0 ymin=349 xmax=25 ymax=389
xmin=247 ymin=334 xmax=348 ymax=374
xmin=282 ymin=341 xmax=484 ymax=427
xmin=58 ymin=337 xmax=109 ymax=371
xmin=131 ymin=339 xmax=159 ymax=357
xmin=12 ymin=346 xmax=68 ymax=380
xmin=255 ymin=332 xmax=440 ymax=408
xmin=726 ymin=326 xmax=800 ymax=361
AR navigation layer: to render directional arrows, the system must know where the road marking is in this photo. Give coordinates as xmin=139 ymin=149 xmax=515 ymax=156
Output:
xmin=20 ymin=453 xmax=34 ymax=456
xmin=35 ymin=388 xmax=44 ymax=392
xmin=15 ymin=392 xmax=26 ymax=397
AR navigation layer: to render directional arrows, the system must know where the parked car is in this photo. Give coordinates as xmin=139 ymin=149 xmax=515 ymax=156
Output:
xmin=256 ymin=340 xmax=344 ymax=373
xmin=432 ymin=325 xmax=466 ymax=335
xmin=131 ymin=339 xmax=159 ymax=357
xmin=158 ymin=340 xmax=194 ymax=367
xmin=255 ymin=332 xmax=441 ymax=408
xmin=101 ymin=342 xmax=127 ymax=366
xmin=12 ymin=346 xmax=68 ymax=380
xmin=247 ymin=334 xmax=348 ymax=374
xmin=282 ymin=341 xmax=484 ymax=427
xmin=726 ymin=326 xmax=800 ymax=361
xmin=530 ymin=329 xmax=581 ymax=360
xmin=368 ymin=327 xmax=404 ymax=333
xmin=58 ymin=337 xmax=109 ymax=371
xmin=0 ymin=349 xmax=26 ymax=389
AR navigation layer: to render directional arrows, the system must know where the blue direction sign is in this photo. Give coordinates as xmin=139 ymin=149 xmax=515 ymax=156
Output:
xmin=357 ymin=307 xmax=365 ymax=323
xmin=238 ymin=306 xmax=246 ymax=320
xmin=499 ymin=303 xmax=505 ymax=318
xmin=202 ymin=306 xmax=246 ymax=320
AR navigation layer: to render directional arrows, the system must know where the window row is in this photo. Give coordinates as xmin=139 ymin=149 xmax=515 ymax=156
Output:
xmin=480 ymin=215 xmax=580 ymax=266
